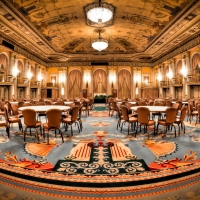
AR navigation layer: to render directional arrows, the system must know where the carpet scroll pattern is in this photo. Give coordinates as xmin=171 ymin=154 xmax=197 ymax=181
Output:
xmin=0 ymin=104 xmax=200 ymax=190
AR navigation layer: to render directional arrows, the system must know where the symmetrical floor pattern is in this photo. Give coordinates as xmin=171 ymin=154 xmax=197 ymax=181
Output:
xmin=0 ymin=104 xmax=200 ymax=199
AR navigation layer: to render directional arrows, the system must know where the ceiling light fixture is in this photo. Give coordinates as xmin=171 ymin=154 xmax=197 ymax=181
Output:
xmin=92 ymin=30 xmax=108 ymax=51
xmin=85 ymin=0 xmax=114 ymax=24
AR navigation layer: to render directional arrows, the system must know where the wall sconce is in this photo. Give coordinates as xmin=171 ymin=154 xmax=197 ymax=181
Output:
xmin=12 ymin=65 xmax=19 ymax=79
xmin=38 ymin=73 xmax=43 ymax=82
xmin=166 ymin=71 xmax=173 ymax=80
xmin=180 ymin=66 xmax=188 ymax=78
xmin=109 ymin=70 xmax=116 ymax=89
xmin=27 ymin=71 xmax=33 ymax=80
xmin=84 ymin=71 xmax=91 ymax=89
xmin=157 ymin=73 xmax=162 ymax=82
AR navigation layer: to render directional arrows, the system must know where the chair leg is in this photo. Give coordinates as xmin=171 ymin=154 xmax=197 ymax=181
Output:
xmin=59 ymin=128 xmax=64 ymax=143
xmin=6 ymin=126 xmax=10 ymax=138
xmin=128 ymin=122 xmax=130 ymax=135
xmin=71 ymin=124 xmax=73 ymax=136
xmin=24 ymin=127 xmax=28 ymax=142
xmin=36 ymin=128 xmax=40 ymax=143
xmin=121 ymin=121 xmax=125 ymax=132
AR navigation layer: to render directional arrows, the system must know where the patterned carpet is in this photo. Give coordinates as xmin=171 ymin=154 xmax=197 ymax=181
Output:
xmin=0 ymin=104 xmax=200 ymax=199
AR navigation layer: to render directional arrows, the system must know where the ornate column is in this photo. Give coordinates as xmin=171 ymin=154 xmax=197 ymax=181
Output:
xmin=157 ymin=65 xmax=162 ymax=98
xmin=11 ymin=54 xmax=18 ymax=99
xmin=64 ymin=67 xmax=68 ymax=99
xmin=132 ymin=67 xmax=135 ymax=98
xmin=185 ymin=51 xmax=191 ymax=99
xmin=24 ymin=60 xmax=30 ymax=99
xmin=107 ymin=67 xmax=112 ymax=95
xmin=171 ymin=59 xmax=175 ymax=98
xmin=89 ymin=67 xmax=93 ymax=97
xmin=58 ymin=68 xmax=62 ymax=98
xmin=137 ymin=67 xmax=142 ymax=98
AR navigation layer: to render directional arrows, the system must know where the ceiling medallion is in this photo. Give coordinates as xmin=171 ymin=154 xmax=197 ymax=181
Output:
xmin=92 ymin=29 xmax=108 ymax=51
xmin=85 ymin=0 xmax=115 ymax=27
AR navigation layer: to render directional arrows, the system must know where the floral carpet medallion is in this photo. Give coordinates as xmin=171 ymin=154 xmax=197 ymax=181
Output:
xmin=144 ymin=140 xmax=177 ymax=157
xmin=25 ymin=143 xmax=55 ymax=157
xmin=90 ymin=111 xmax=109 ymax=117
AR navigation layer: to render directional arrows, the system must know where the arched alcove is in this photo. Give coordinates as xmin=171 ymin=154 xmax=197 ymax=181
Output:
xmin=118 ymin=69 xmax=131 ymax=98
xmin=68 ymin=69 xmax=82 ymax=98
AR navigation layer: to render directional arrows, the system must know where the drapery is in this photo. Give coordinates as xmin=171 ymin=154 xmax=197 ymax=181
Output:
xmin=176 ymin=60 xmax=182 ymax=79
xmin=68 ymin=70 xmax=82 ymax=98
xmin=93 ymin=69 xmax=107 ymax=93
xmin=118 ymin=69 xmax=131 ymax=98
xmin=192 ymin=53 xmax=200 ymax=73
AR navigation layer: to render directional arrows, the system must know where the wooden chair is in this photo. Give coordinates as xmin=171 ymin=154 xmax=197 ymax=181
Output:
xmin=116 ymin=104 xmax=123 ymax=130
xmin=120 ymin=106 xmax=137 ymax=135
xmin=174 ymin=106 xmax=187 ymax=135
xmin=61 ymin=106 xmax=80 ymax=136
xmin=151 ymin=102 xmax=164 ymax=120
xmin=10 ymin=104 xmax=23 ymax=118
xmin=43 ymin=109 xmax=64 ymax=144
xmin=187 ymin=102 xmax=198 ymax=123
xmin=4 ymin=106 xmax=23 ymax=133
xmin=157 ymin=107 xmax=177 ymax=137
xmin=0 ymin=120 xmax=9 ymax=138
xmin=135 ymin=107 xmax=155 ymax=138
xmin=22 ymin=108 xmax=42 ymax=142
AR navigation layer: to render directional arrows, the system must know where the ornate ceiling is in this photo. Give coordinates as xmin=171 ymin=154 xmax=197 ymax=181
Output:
xmin=0 ymin=0 xmax=200 ymax=65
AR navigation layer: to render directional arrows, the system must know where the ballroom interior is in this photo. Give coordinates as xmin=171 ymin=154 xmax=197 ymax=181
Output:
xmin=1 ymin=0 xmax=200 ymax=199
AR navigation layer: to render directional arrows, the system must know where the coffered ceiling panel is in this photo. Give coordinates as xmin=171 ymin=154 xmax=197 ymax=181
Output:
xmin=0 ymin=0 xmax=200 ymax=63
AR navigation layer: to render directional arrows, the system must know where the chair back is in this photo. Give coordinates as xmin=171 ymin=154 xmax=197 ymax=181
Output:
xmin=154 ymin=102 xmax=163 ymax=106
xmin=137 ymin=107 xmax=150 ymax=124
xmin=36 ymin=102 xmax=45 ymax=105
xmin=165 ymin=107 xmax=177 ymax=124
xmin=78 ymin=104 xmax=83 ymax=119
xmin=172 ymin=103 xmax=179 ymax=110
xmin=24 ymin=103 xmax=33 ymax=106
xmin=71 ymin=106 xmax=79 ymax=122
xmin=180 ymin=106 xmax=188 ymax=122
xmin=0 ymin=102 xmax=5 ymax=111
xmin=116 ymin=104 xmax=122 ymax=119
xmin=197 ymin=104 xmax=200 ymax=114
xmin=4 ymin=107 xmax=9 ymax=122
xmin=112 ymin=101 xmax=117 ymax=110
xmin=46 ymin=109 xmax=62 ymax=127
xmin=18 ymin=102 xmax=24 ymax=108
xmin=121 ymin=106 xmax=129 ymax=121
xmin=11 ymin=104 xmax=19 ymax=115
xmin=45 ymin=101 xmax=52 ymax=105
xmin=22 ymin=109 xmax=37 ymax=126
xmin=188 ymin=102 xmax=193 ymax=113
xmin=176 ymin=100 xmax=183 ymax=110
xmin=74 ymin=101 xmax=81 ymax=106
xmin=165 ymin=101 xmax=172 ymax=107
xmin=138 ymin=102 xmax=147 ymax=106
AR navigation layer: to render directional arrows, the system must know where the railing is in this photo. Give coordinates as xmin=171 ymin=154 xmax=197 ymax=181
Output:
xmin=17 ymin=77 xmax=28 ymax=85
xmin=171 ymin=78 xmax=182 ymax=85
xmin=160 ymin=81 xmax=170 ymax=87
xmin=30 ymin=80 xmax=40 ymax=87
xmin=187 ymin=74 xmax=200 ymax=83
xmin=0 ymin=74 xmax=13 ymax=83
xmin=42 ymin=82 xmax=59 ymax=88
xmin=141 ymin=82 xmax=158 ymax=88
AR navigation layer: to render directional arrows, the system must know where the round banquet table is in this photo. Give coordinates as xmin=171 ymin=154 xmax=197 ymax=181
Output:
xmin=64 ymin=101 xmax=74 ymax=105
xmin=131 ymin=106 xmax=168 ymax=112
xmin=19 ymin=105 xmax=70 ymax=112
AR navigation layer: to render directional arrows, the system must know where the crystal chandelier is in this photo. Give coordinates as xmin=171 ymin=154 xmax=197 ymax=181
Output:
xmin=85 ymin=0 xmax=114 ymax=24
xmin=92 ymin=30 xmax=108 ymax=51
